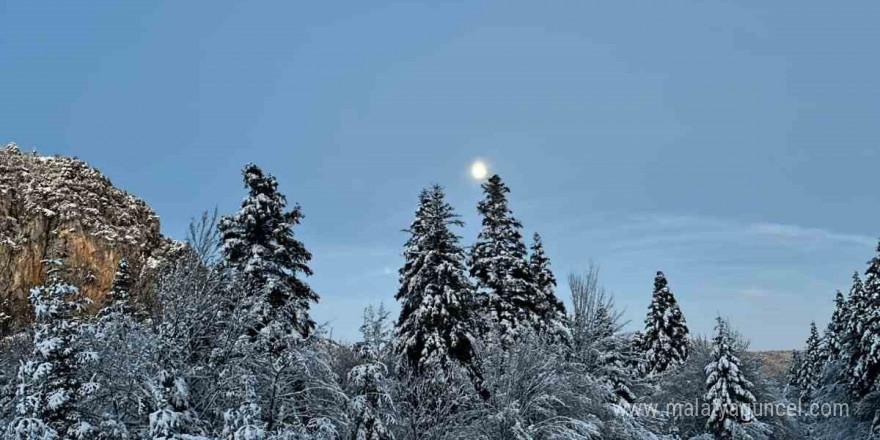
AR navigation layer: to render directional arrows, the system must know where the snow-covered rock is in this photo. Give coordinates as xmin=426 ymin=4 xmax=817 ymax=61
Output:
xmin=0 ymin=143 xmax=173 ymax=331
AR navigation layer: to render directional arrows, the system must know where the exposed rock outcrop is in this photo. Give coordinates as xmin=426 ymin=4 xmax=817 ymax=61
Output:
xmin=0 ymin=143 xmax=169 ymax=331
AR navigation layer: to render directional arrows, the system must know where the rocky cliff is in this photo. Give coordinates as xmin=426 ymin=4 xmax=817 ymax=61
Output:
xmin=0 ymin=143 xmax=169 ymax=330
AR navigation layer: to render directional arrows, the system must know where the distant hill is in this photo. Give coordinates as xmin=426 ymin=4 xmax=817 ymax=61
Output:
xmin=753 ymin=350 xmax=793 ymax=380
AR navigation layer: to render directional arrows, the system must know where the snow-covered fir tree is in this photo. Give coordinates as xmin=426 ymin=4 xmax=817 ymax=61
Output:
xmin=359 ymin=304 xmax=392 ymax=359
xmin=468 ymin=174 xmax=548 ymax=344
xmin=638 ymin=271 xmax=690 ymax=377
xmin=527 ymin=233 xmax=569 ymax=342
xmin=593 ymin=305 xmax=637 ymax=404
xmin=395 ymin=185 xmax=481 ymax=379
xmin=704 ymin=316 xmax=756 ymax=440
xmin=221 ymin=376 xmax=265 ymax=440
xmin=825 ymin=290 xmax=847 ymax=362
xmin=5 ymin=259 xmax=98 ymax=440
xmin=796 ymin=322 xmax=822 ymax=402
xmin=345 ymin=306 xmax=395 ymax=440
xmin=97 ymin=258 xmax=137 ymax=323
xmin=850 ymin=241 xmax=880 ymax=397
xmin=218 ymin=163 xmax=319 ymax=346
xmin=842 ymin=271 xmax=868 ymax=396
xmin=214 ymin=164 xmax=347 ymax=438
xmin=0 ymin=298 xmax=11 ymax=339
xmin=844 ymin=272 xmax=867 ymax=340
xmin=786 ymin=350 xmax=802 ymax=388
xmin=147 ymin=370 xmax=207 ymax=440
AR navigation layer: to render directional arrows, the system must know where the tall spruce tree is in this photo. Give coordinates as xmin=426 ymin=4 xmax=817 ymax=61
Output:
xmin=348 ymin=310 xmax=395 ymax=440
xmin=593 ymin=305 xmax=637 ymax=404
xmin=704 ymin=317 xmax=756 ymax=440
xmin=468 ymin=174 xmax=546 ymax=344
xmin=844 ymin=272 xmax=867 ymax=339
xmin=395 ymin=185 xmax=480 ymax=376
xmin=825 ymin=290 xmax=847 ymax=362
xmin=6 ymin=260 xmax=98 ymax=440
xmin=148 ymin=370 xmax=206 ymax=440
xmin=796 ymin=322 xmax=822 ymax=402
xmin=851 ymin=241 xmax=880 ymax=396
xmin=221 ymin=376 xmax=265 ymax=440
xmin=787 ymin=350 xmax=802 ymax=388
xmin=218 ymin=163 xmax=318 ymax=344
xmin=639 ymin=271 xmax=690 ymax=376
xmin=527 ymin=233 xmax=569 ymax=341
xmin=97 ymin=258 xmax=135 ymax=321
xmin=843 ymin=272 xmax=868 ymax=396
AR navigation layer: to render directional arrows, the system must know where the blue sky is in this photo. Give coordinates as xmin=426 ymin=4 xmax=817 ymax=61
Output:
xmin=1 ymin=1 xmax=877 ymax=349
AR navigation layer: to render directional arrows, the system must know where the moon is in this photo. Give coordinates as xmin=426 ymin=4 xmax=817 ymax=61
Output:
xmin=470 ymin=160 xmax=488 ymax=180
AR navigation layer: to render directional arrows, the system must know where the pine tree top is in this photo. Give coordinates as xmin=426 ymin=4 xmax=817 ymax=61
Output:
xmin=528 ymin=233 xmax=556 ymax=289
xmin=806 ymin=322 xmax=821 ymax=347
xmin=108 ymin=258 xmax=133 ymax=302
xmin=221 ymin=163 xmax=311 ymax=277
xmin=31 ymin=259 xmax=87 ymax=321
xmin=825 ymin=290 xmax=847 ymax=361
xmin=98 ymin=257 xmax=139 ymax=321
xmin=865 ymin=238 xmax=880 ymax=288
xmin=640 ymin=270 xmax=690 ymax=376
xmin=705 ymin=316 xmax=756 ymax=429
xmin=527 ymin=232 xmax=568 ymax=336
xmin=797 ymin=321 xmax=824 ymax=401
xmin=644 ymin=271 xmax=687 ymax=324
xmin=709 ymin=317 xmax=732 ymax=359
xmin=219 ymin=163 xmax=318 ymax=340
xmin=852 ymin=271 xmax=865 ymax=294
xmin=472 ymin=174 xmax=526 ymax=259
xmin=830 ymin=290 xmax=846 ymax=327
xmin=846 ymin=272 xmax=866 ymax=327
xmin=395 ymin=184 xmax=477 ymax=374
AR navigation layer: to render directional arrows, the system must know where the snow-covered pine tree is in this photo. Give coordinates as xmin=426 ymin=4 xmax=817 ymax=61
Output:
xmin=468 ymin=174 xmax=546 ymax=344
xmin=360 ymin=304 xmax=392 ymax=360
xmin=5 ymin=259 xmax=98 ymax=440
xmin=147 ymin=370 xmax=207 ymax=440
xmin=347 ymin=310 xmax=395 ymax=440
xmin=593 ymin=305 xmax=637 ymax=404
xmin=796 ymin=322 xmax=822 ymax=402
xmin=347 ymin=360 xmax=394 ymax=440
xmin=0 ymin=297 xmax=11 ymax=338
xmin=844 ymin=272 xmax=867 ymax=339
xmin=825 ymin=290 xmax=847 ymax=362
xmin=97 ymin=258 xmax=136 ymax=322
xmin=638 ymin=271 xmax=690 ymax=376
xmin=850 ymin=240 xmax=880 ymax=396
xmin=629 ymin=331 xmax=645 ymax=375
xmin=395 ymin=185 xmax=480 ymax=377
xmin=221 ymin=376 xmax=265 ymax=440
xmin=218 ymin=163 xmax=318 ymax=347
xmin=786 ymin=350 xmax=802 ymax=388
xmin=842 ymin=272 xmax=868 ymax=396
xmin=866 ymin=238 xmax=880 ymax=299
xmin=704 ymin=317 xmax=756 ymax=440
xmin=527 ymin=233 xmax=569 ymax=343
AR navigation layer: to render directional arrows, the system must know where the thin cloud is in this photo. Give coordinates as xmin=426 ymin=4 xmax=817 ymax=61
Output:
xmin=749 ymin=222 xmax=877 ymax=247
xmin=601 ymin=213 xmax=876 ymax=252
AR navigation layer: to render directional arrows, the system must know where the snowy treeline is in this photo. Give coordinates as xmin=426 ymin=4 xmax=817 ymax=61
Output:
xmin=0 ymin=163 xmax=854 ymax=439
xmin=784 ymin=240 xmax=880 ymax=438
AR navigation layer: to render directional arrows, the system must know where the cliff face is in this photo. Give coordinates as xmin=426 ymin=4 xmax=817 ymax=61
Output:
xmin=0 ymin=143 xmax=168 ymax=329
